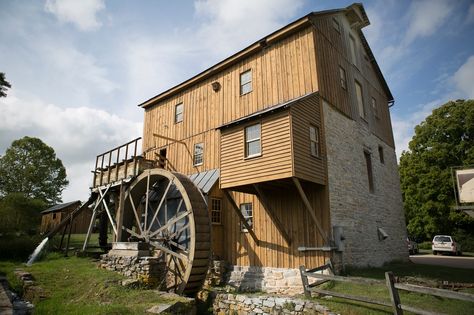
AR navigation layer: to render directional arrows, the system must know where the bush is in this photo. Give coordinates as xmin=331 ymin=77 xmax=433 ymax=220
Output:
xmin=0 ymin=234 xmax=42 ymax=261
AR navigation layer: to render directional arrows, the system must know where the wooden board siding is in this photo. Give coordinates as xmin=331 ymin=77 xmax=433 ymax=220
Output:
xmin=291 ymin=94 xmax=327 ymax=184
xmin=142 ymin=26 xmax=318 ymax=158
xmin=220 ymin=111 xmax=293 ymax=189
xmin=311 ymin=14 xmax=395 ymax=147
xmin=40 ymin=206 xmax=92 ymax=234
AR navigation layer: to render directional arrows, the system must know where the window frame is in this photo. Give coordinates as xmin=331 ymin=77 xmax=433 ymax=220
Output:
xmin=240 ymin=69 xmax=252 ymax=95
xmin=240 ymin=202 xmax=253 ymax=232
xmin=364 ymin=150 xmax=374 ymax=193
xmin=193 ymin=142 xmax=204 ymax=166
xmin=378 ymin=145 xmax=384 ymax=164
xmin=309 ymin=125 xmax=320 ymax=158
xmin=244 ymin=123 xmax=261 ymax=158
xmin=210 ymin=198 xmax=222 ymax=225
xmin=355 ymin=80 xmax=365 ymax=119
xmin=339 ymin=66 xmax=347 ymax=90
xmin=174 ymin=103 xmax=183 ymax=123
xmin=349 ymin=34 xmax=357 ymax=66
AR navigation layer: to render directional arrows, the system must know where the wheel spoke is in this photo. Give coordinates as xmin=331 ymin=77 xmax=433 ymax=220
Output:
xmin=128 ymin=194 xmax=144 ymax=235
xmin=169 ymin=240 xmax=189 ymax=254
xmin=124 ymin=227 xmax=142 ymax=239
xmin=149 ymin=210 xmax=191 ymax=238
xmin=147 ymin=178 xmax=174 ymax=233
xmin=150 ymin=241 xmax=189 ymax=263
xmin=169 ymin=222 xmax=189 ymax=239
xmin=144 ymin=171 xmax=150 ymax=231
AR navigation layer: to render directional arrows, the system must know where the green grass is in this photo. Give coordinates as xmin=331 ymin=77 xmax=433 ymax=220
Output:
xmin=0 ymin=253 xmax=185 ymax=314
xmin=311 ymin=262 xmax=474 ymax=315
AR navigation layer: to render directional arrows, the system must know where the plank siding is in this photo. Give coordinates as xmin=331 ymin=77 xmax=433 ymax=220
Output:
xmin=311 ymin=14 xmax=395 ymax=147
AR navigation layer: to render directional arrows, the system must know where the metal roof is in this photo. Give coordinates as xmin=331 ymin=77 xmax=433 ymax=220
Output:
xmin=41 ymin=200 xmax=81 ymax=214
xmin=188 ymin=168 xmax=220 ymax=194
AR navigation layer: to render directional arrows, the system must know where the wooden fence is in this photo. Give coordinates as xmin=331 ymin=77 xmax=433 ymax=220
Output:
xmin=299 ymin=261 xmax=474 ymax=315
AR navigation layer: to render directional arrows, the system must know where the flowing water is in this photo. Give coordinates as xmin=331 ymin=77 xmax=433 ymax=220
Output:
xmin=26 ymin=237 xmax=49 ymax=266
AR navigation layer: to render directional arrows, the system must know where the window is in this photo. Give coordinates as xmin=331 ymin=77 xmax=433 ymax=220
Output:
xmin=158 ymin=148 xmax=167 ymax=168
xmin=309 ymin=125 xmax=320 ymax=157
xmin=240 ymin=70 xmax=252 ymax=95
xmin=193 ymin=143 xmax=204 ymax=166
xmin=52 ymin=213 xmax=57 ymax=220
xmin=240 ymin=203 xmax=253 ymax=232
xmin=210 ymin=198 xmax=222 ymax=224
xmin=378 ymin=145 xmax=384 ymax=164
xmin=355 ymin=81 xmax=365 ymax=119
xmin=371 ymin=97 xmax=379 ymax=119
xmin=332 ymin=18 xmax=340 ymax=33
xmin=245 ymin=123 xmax=261 ymax=157
xmin=339 ymin=66 xmax=347 ymax=90
xmin=349 ymin=35 xmax=357 ymax=66
xmin=364 ymin=151 xmax=374 ymax=193
xmin=175 ymin=103 xmax=183 ymax=123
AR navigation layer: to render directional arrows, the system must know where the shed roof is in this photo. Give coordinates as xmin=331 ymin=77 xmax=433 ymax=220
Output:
xmin=41 ymin=200 xmax=81 ymax=214
xmin=188 ymin=168 xmax=220 ymax=194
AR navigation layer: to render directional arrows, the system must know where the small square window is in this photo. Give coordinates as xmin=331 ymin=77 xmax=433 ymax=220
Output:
xmin=332 ymin=18 xmax=341 ymax=33
xmin=309 ymin=125 xmax=320 ymax=157
xmin=175 ymin=103 xmax=183 ymax=123
xmin=211 ymin=198 xmax=222 ymax=225
xmin=240 ymin=203 xmax=253 ymax=232
xmin=339 ymin=66 xmax=347 ymax=90
xmin=193 ymin=143 xmax=204 ymax=166
xmin=372 ymin=97 xmax=379 ymax=119
xmin=240 ymin=70 xmax=252 ymax=95
xmin=245 ymin=124 xmax=261 ymax=157
xmin=378 ymin=145 xmax=384 ymax=164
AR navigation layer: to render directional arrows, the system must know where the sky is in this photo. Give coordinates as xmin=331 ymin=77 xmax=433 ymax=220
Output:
xmin=1 ymin=0 xmax=474 ymax=202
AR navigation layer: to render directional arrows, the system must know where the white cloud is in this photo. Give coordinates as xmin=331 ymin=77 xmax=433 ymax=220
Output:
xmin=466 ymin=4 xmax=474 ymax=24
xmin=0 ymin=92 xmax=142 ymax=201
xmin=452 ymin=55 xmax=474 ymax=98
xmin=44 ymin=0 xmax=105 ymax=31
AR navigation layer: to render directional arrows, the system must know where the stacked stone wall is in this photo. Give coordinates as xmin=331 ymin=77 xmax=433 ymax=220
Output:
xmin=323 ymin=102 xmax=408 ymax=267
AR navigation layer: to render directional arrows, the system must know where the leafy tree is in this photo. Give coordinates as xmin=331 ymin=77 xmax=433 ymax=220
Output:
xmin=399 ymin=99 xmax=474 ymax=242
xmin=0 ymin=137 xmax=69 ymax=205
xmin=0 ymin=72 xmax=11 ymax=97
xmin=0 ymin=193 xmax=46 ymax=235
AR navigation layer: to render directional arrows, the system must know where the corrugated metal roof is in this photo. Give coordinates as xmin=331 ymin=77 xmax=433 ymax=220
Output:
xmin=188 ymin=168 xmax=220 ymax=194
xmin=41 ymin=200 xmax=81 ymax=214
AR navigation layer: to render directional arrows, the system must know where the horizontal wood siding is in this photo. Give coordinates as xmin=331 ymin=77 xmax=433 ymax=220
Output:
xmin=311 ymin=14 xmax=395 ymax=147
xmin=291 ymin=94 xmax=327 ymax=184
xmin=220 ymin=111 xmax=293 ymax=189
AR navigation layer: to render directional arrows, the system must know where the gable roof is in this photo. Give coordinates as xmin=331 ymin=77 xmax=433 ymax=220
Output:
xmin=138 ymin=3 xmax=393 ymax=108
xmin=41 ymin=200 xmax=81 ymax=214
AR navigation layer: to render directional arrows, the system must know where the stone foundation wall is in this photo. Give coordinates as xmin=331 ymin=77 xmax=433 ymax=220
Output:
xmin=226 ymin=266 xmax=309 ymax=295
xmin=100 ymin=254 xmax=164 ymax=286
xmin=213 ymin=293 xmax=332 ymax=315
xmin=323 ymin=102 xmax=408 ymax=267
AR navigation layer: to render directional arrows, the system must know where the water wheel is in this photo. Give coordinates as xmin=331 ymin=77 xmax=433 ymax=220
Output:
xmin=122 ymin=168 xmax=211 ymax=296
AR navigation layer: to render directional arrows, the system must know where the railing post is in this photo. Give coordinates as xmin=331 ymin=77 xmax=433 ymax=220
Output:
xmin=299 ymin=265 xmax=311 ymax=298
xmin=385 ymin=272 xmax=403 ymax=315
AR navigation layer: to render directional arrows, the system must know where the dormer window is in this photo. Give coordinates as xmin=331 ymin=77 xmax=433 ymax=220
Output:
xmin=240 ymin=70 xmax=252 ymax=95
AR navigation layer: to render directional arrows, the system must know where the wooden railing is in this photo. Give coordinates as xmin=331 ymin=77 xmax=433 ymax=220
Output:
xmin=92 ymin=137 xmax=142 ymax=187
xmin=299 ymin=261 xmax=474 ymax=315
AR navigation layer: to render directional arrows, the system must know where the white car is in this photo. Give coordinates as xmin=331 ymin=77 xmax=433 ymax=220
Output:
xmin=432 ymin=235 xmax=462 ymax=256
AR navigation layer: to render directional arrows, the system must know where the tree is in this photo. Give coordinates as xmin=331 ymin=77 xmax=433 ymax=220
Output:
xmin=0 ymin=137 xmax=69 ymax=205
xmin=0 ymin=72 xmax=11 ymax=97
xmin=399 ymin=99 xmax=474 ymax=242
xmin=0 ymin=193 xmax=46 ymax=235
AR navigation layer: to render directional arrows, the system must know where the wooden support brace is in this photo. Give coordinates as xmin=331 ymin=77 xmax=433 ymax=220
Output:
xmin=253 ymin=184 xmax=291 ymax=245
xmin=293 ymin=177 xmax=330 ymax=245
xmin=115 ymin=181 xmax=125 ymax=242
xmin=223 ymin=189 xmax=259 ymax=246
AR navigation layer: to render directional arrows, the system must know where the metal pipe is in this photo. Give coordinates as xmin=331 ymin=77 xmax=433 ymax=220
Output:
xmin=298 ymin=246 xmax=337 ymax=252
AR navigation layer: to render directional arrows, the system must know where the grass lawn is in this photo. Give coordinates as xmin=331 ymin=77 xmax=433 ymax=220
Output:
xmin=0 ymin=253 xmax=186 ymax=315
xmin=312 ymin=261 xmax=474 ymax=315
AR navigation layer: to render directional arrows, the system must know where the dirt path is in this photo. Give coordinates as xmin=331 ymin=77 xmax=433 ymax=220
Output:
xmin=410 ymin=254 xmax=474 ymax=269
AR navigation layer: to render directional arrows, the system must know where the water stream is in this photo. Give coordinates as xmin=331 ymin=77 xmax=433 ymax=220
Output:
xmin=26 ymin=237 xmax=49 ymax=266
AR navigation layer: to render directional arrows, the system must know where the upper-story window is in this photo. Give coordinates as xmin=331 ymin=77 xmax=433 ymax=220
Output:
xmin=245 ymin=123 xmax=261 ymax=157
xmin=175 ymin=103 xmax=183 ymax=123
xmin=240 ymin=202 xmax=253 ymax=232
xmin=211 ymin=198 xmax=222 ymax=225
xmin=371 ymin=97 xmax=379 ymax=119
xmin=332 ymin=18 xmax=341 ymax=34
xmin=193 ymin=143 xmax=204 ymax=166
xmin=309 ymin=125 xmax=320 ymax=157
xmin=339 ymin=66 xmax=347 ymax=90
xmin=240 ymin=70 xmax=252 ymax=95
xmin=364 ymin=150 xmax=374 ymax=193
xmin=355 ymin=80 xmax=365 ymax=119
xmin=349 ymin=35 xmax=357 ymax=66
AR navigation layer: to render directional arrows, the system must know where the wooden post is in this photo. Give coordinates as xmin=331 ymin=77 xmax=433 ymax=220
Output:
xmin=64 ymin=216 xmax=74 ymax=256
xmin=385 ymin=272 xmax=403 ymax=315
xmin=223 ymin=189 xmax=259 ymax=246
xmin=299 ymin=265 xmax=311 ymax=298
xmin=115 ymin=182 xmax=125 ymax=242
xmin=293 ymin=177 xmax=330 ymax=245
xmin=59 ymin=223 xmax=68 ymax=251
xmin=253 ymin=184 xmax=291 ymax=245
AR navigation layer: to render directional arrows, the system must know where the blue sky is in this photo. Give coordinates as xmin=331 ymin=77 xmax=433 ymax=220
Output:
xmin=1 ymin=0 xmax=473 ymax=202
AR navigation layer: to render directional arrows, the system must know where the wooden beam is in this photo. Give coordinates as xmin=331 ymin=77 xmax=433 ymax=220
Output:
xmin=253 ymin=184 xmax=291 ymax=245
xmin=115 ymin=182 xmax=125 ymax=242
xmin=153 ymin=133 xmax=186 ymax=145
xmin=223 ymin=190 xmax=259 ymax=246
xmin=292 ymin=177 xmax=330 ymax=245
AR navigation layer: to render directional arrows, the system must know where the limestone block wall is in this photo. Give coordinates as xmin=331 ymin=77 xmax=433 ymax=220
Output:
xmin=322 ymin=101 xmax=408 ymax=267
